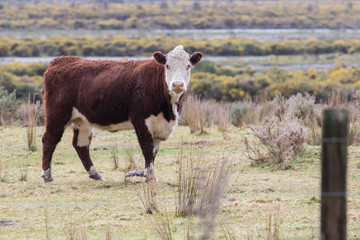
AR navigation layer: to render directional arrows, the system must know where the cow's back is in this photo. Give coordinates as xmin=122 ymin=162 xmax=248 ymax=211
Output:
xmin=43 ymin=56 xmax=163 ymax=126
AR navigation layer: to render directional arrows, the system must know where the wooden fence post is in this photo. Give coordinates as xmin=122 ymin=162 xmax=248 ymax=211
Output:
xmin=321 ymin=108 xmax=348 ymax=240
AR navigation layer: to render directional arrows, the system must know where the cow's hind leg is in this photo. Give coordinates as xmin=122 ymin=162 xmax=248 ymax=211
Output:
xmin=42 ymin=120 xmax=68 ymax=182
xmin=72 ymin=123 xmax=103 ymax=180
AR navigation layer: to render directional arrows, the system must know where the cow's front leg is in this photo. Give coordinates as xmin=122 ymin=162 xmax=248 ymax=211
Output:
xmin=126 ymin=121 xmax=157 ymax=182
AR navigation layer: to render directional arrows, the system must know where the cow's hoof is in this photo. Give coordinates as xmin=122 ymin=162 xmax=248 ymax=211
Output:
xmin=145 ymin=163 xmax=157 ymax=183
xmin=41 ymin=168 xmax=54 ymax=183
xmin=125 ymin=170 xmax=145 ymax=178
xmin=88 ymin=166 xmax=104 ymax=181
xmin=145 ymin=174 xmax=157 ymax=183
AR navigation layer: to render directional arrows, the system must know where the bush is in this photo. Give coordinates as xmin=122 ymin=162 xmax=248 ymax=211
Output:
xmin=231 ymin=101 xmax=249 ymax=128
xmin=0 ymin=87 xmax=21 ymax=126
xmin=245 ymin=116 xmax=307 ymax=169
xmin=0 ymin=42 xmax=9 ymax=56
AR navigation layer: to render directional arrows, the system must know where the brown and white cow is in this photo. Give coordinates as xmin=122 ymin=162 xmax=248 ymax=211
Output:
xmin=41 ymin=45 xmax=202 ymax=183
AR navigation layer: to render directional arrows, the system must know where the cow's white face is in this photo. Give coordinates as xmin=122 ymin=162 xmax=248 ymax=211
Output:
xmin=153 ymin=45 xmax=203 ymax=103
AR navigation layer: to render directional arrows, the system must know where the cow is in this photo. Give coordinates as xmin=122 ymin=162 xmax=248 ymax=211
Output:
xmin=41 ymin=45 xmax=203 ymax=183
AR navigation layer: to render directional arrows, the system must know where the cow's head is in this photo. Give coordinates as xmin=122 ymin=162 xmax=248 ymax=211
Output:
xmin=153 ymin=45 xmax=203 ymax=103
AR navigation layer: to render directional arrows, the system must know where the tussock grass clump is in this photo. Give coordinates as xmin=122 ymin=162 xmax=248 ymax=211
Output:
xmin=149 ymin=152 xmax=230 ymax=240
xmin=23 ymin=95 xmax=40 ymax=151
xmin=18 ymin=156 xmax=28 ymax=181
xmin=110 ymin=139 xmax=119 ymax=170
xmin=138 ymin=181 xmax=158 ymax=214
xmin=124 ymin=145 xmax=138 ymax=172
xmin=147 ymin=148 xmax=231 ymax=240
xmin=182 ymin=95 xmax=208 ymax=134
xmin=175 ymin=149 xmax=231 ymax=239
xmin=218 ymin=104 xmax=231 ymax=139
xmin=176 ymin=151 xmax=230 ymax=217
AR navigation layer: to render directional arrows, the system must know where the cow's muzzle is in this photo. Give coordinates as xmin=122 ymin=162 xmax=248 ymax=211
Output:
xmin=171 ymin=81 xmax=185 ymax=94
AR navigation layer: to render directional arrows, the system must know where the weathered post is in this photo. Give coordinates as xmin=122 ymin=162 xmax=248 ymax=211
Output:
xmin=321 ymin=108 xmax=348 ymax=240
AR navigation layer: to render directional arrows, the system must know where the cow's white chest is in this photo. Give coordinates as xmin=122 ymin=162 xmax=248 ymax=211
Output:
xmin=145 ymin=108 xmax=179 ymax=141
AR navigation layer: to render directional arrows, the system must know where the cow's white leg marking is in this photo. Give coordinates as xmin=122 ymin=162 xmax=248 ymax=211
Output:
xmin=88 ymin=166 xmax=104 ymax=181
xmin=153 ymin=139 xmax=161 ymax=156
xmin=41 ymin=168 xmax=53 ymax=183
xmin=144 ymin=163 xmax=156 ymax=182
xmin=76 ymin=123 xmax=93 ymax=147
xmin=70 ymin=108 xmax=93 ymax=147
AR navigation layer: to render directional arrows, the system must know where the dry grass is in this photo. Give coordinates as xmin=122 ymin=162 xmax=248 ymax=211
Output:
xmin=218 ymin=104 xmax=231 ymax=139
xmin=63 ymin=223 xmax=88 ymax=240
xmin=110 ymin=138 xmax=119 ymax=170
xmin=150 ymin=211 xmax=174 ymax=240
xmin=18 ymin=155 xmax=28 ymax=181
xmin=175 ymin=148 xmax=231 ymax=239
xmin=182 ymin=95 xmax=200 ymax=134
xmin=181 ymin=95 xmax=229 ymax=135
xmin=23 ymin=95 xmax=40 ymax=152
xmin=124 ymin=145 xmax=138 ymax=172
xmin=151 ymin=148 xmax=231 ymax=240
xmin=138 ymin=181 xmax=158 ymax=214
xmin=1 ymin=126 xmax=360 ymax=239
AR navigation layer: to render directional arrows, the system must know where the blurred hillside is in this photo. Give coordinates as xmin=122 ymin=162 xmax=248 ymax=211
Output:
xmin=1 ymin=0 xmax=360 ymax=101
xmin=0 ymin=0 xmax=359 ymax=30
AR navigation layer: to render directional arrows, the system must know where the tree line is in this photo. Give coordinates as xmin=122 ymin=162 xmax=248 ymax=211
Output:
xmin=1 ymin=36 xmax=360 ymax=57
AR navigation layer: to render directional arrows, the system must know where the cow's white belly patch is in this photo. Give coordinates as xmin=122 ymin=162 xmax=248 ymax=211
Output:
xmin=70 ymin=108 xmax=134 ymax=147
xmin=97 ymin=121 xmax=134 ymax=132
xmin=145 ymin=112 xmax=178 ymax=141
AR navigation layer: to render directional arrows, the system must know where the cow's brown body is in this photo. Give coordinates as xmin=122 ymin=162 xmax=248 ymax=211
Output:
xmin=41 ymin=46 xmax=202 ymax=182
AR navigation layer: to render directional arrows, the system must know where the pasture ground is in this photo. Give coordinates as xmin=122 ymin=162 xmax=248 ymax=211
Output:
xmin=0 ymin=126 xmax=359 ymax=239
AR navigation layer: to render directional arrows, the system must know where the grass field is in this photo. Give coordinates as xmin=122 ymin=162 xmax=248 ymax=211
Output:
xmin=0 ymin=125 xmax=359 ymax=239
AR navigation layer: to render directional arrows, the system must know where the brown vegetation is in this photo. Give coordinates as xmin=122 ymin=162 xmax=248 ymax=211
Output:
xmin=0 ymin=1 xmax=359 ymax=30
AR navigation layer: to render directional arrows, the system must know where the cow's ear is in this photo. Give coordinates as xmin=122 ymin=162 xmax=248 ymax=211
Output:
xmin=153 ymin=52 xmax=166 ymax=65
xmin=190 ymin=52 xmax=203 ymax=65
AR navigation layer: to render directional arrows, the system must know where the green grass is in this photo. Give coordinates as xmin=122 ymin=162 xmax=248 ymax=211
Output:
xmin=0 ymin=125 xmax=359 ymax=239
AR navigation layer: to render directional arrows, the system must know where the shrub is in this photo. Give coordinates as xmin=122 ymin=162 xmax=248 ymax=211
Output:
xmin=0 ymin=42 xmax=9 ymax=56
xmin=0 ymin=87 xmax=21 ymax=126
xmin=231 ymin=101 xmax=249 ymax=128
xmin=245 ymin=116 xmax=307 ymax=169
xmin=287 ymin=93 xmax=322 ymax=145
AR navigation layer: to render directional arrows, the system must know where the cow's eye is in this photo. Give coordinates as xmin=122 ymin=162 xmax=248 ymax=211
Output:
xmin=166 ymin=64 xmax=171 ymax=70
xmin=186 ymin=65 xmax=191 ymax=70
